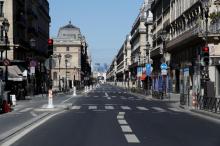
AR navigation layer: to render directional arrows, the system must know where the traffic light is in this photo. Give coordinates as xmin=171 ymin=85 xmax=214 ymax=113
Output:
xmin=48 ymin=38 xmax=53 ymax=56
xmin=202 ymin=46 xmax=209 ymax=66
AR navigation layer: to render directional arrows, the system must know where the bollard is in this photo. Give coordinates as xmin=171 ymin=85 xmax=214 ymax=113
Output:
xmin=73 ymin=86 xmax=76 ymax=96
xmin=11 ymin=95 xmax=16 ymax=106
xmin=47 ymin=89 xmax=54 ymax=108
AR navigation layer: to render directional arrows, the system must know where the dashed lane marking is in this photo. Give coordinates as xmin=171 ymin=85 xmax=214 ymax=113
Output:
xmin=121 ymin=106 xmax=131 ymax=110
xmin=136 ymin=107 xmax=149 ymax=111
xmin=88 ymin=106 xmax=97 ymax=110
xmin=105 ymin=106 xmax=114 ymax=110
xmin=124 ymin=134 xmax=140 ymax=143
xmin=71 ymin=106 xmax=81 ymax=110
xmin=118 ymin=119 xmax=128 ymax=125
xmin=117 ymin=115 xmax=124 ymax=119
xmin=121 ymin=125 xmax=132 ymax=132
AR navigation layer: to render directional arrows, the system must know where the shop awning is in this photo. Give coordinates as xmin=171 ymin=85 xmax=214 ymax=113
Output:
xmin=0 ymin=65 xmax=24 ymax=81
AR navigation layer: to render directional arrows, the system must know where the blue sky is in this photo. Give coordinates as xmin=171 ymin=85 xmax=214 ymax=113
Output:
xmin=48 ymin=0 xmax=144 ymax=65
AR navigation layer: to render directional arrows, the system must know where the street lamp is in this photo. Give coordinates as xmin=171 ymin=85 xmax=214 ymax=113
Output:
xmin=2 ymin=18 xmax=10 ymax=90
xmin=160 ymin=29 xmax=167 ymax=99
xmin=29 ymin=38 xmax=36 ymax=95
xmin=57 ymin=54 xmax=61 ymax=91
xmin=146 ymin=42 xmax=151 ymax=95
xmin=65 ymin=58 xmax=68 ymax=92
xmin=64 ymin=54 xmax=71 ymax=92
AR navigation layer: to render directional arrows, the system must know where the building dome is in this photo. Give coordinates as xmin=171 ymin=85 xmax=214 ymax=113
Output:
xmin=57 ymin=21 xmax=81 ymax=40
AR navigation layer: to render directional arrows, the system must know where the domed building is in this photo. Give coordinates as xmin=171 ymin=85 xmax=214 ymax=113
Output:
xmin=52 ymin=21 xmax=91 ymax=91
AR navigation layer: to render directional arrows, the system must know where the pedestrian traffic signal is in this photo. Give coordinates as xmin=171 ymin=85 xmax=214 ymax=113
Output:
xmin=202 ymin=46 xmax=209 ymax=66
xmin=48 ymin=39 xmax=53 ymax=56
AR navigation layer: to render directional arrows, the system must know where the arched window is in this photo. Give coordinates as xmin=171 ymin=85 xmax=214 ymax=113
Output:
xmin=53 ymin=72 xmax=57 ymax=80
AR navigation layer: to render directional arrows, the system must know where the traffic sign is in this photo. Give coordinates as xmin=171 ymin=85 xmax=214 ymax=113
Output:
xmin=3 ymin=59 xmax=10 ymax=66
xmin=160 ymin=63 xmax=168 ymax=70
xmin=146 ymin=64 xmax=152 ymax=76
xmin=30 ymin=60 xmax=37 ymax=67
xmin=146 ymin=64 xmax=151 ymax=69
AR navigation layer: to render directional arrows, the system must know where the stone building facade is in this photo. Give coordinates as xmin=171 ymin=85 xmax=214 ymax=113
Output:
xmin=52 ymin=22 xmax=91 ymax=91
xmin=0 ymin=0 xmax=50 ymax=97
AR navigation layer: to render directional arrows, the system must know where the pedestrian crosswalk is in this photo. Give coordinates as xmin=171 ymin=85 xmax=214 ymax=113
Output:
xmin=83 ymin=95 xmax=145 ymax=101
xmin=70 ymin=105 xmax=183 ymax=113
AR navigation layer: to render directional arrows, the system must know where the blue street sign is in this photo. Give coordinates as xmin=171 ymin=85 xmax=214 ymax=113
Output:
xmin=160 ymin=63 xmax=168 ymax=70
xmin=146 ymin=64 xmax=151 ymax=76
xmin=146 ymin=64 xmax=151 ymax=69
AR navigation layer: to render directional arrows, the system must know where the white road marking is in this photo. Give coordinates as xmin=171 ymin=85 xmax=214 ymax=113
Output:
xmin=121 ymin=97 xmax=126 ymax=100
xmin=19 ymin=108 xmax=33 ymax=113
xmin=118 ymin=120 xmax=127 ymax=125
xmin=124 ymin=134 xmax=140 ymax=143
xmin=1 ymin=112 xmax=64 ymax=146
xmin=88 ymin=106 xmax=97 ymax=110
xmin=71 ymin=106 xmax=81 ymax=110
xmin=118 ymin=112 xmax=125 ymax=115
xmin=168 ymin=108 xmax=182 ymax=112
xmin=152 ymin=107 xmax=166 ymax=112
xmin=121 ymin=106 xmax=131 ymax=110
xmin=61 ymin=96 xmax=73 ymax=104
xmin=117 ymin=115 xmax=124 ymax=119
xmin=30 ymin=111 xmax=37 ymax=117
xmin=105 ymin=106 xmax=114 ymax=110
xmin=112 ymin=96 xmax=116 ymax=98
xmin=94 ymin=96 xmax=99 ymax=98
xmin=105 ymin=92 xmax=111 ymax=100
xmin=136 ymin=107 xmax=149 ymax=111
xmin=124 ymin=92 xmax=127 ymax=93
xmin=121 ymin=125 xmax=132 ymax=132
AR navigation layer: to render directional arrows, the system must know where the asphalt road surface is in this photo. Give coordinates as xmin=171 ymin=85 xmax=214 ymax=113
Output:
xmin=10 ymin=84 xmax=220 ymax=146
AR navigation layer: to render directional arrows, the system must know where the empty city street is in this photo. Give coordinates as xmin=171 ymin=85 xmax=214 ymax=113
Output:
xmin=8 ymin=85 xmax=220 ymax=146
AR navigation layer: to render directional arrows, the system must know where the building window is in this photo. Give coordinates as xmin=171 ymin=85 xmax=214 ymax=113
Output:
xmin=0 ymin=25 xmax=3 ymax=41
xmin=0 ymin=1 xmax=3 ymax=17
xmin=66 ymin=47 xmax=69 ymax=51
xmin=53 ymin=72 xmax=57 ymax=80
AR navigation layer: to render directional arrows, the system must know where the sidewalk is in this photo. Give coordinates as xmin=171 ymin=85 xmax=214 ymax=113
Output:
xmin=0 ymin=90 xmax=83 ymax=144
xmin=112 ymin=84 xmax=220 ymax=121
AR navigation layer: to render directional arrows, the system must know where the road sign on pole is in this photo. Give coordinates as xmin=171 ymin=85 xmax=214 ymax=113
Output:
xmin=160 ymin=63 xmax=168 ymax=70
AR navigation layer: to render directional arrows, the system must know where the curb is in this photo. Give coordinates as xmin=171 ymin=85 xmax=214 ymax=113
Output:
xmin=190 ymin=109 xmax=220 ymax=120
xmin=0 ymin=112 xmax=50 ymax=144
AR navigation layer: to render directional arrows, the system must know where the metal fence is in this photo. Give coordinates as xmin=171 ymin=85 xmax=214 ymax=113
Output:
xmin=197 ymin=96 xmax=220 ymax=113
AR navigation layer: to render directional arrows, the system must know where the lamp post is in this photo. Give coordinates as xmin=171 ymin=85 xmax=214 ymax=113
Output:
xmin=29 ymin=38 xmax=36 ymax=95
xmin=65 ymin=58 xmax=68 ymax=92
xmin=146 ymin=42 xmax=151 ymax=95
xmin=160 ymin=29 xmax=168 ymax=99
xmin=57 ymin=54 xmax=61 ymax=91
xmin=64 ymin=54 xmax=71 ymax=92
xmin=2 ymin=18 xmax=10 ymax=90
